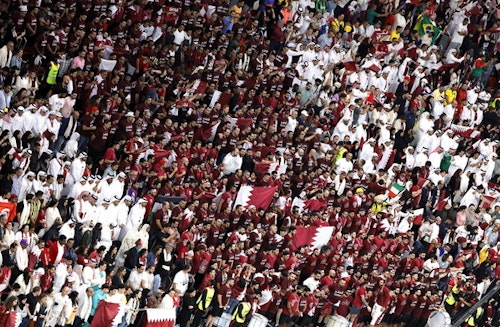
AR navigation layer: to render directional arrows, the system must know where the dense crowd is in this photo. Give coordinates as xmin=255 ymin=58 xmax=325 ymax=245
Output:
xmin=0 ymin=0 xmax=500 ymax=327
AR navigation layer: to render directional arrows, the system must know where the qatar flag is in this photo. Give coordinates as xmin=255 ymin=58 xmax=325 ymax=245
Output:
xmin=254 ymin=157 xmax=287 ymax=178
xmin=141 ymin=308 xmax=176 ymax=327
xmin=229 ymin=117 xmax=253 ymax=129
xmin=488 ymin=182 xmax=500 ymax=191
xmin=91 ymin=301 xmax=120 ymax=327
xmin=194 ymin=122 xmax=221 ymax=142
xmin=481 ymin=195 xmax=497 ymax=209
xmin=292 ymin=226 xmax=335 ymax=251
xmin=412 ymin=208 xmax=424 ymax=226
xmin=303 ymin=199 xmax=327 ymax=211
xmin=210 ymin=90 xmax=232 ymax=107
xmin=435 ymin=197 xmax=450 ymax=211
xmin=291 ymin=197 xmax=327 ymax=213
xmin=450 ymin=124 xmax=481 ymax=139
xmin=417 ymin=177 xmax=429 ymax=188
xmin=233 ymin=185 xmax=277 ymax=210
xmin=181 ymin=80 xmax=207 ymax=95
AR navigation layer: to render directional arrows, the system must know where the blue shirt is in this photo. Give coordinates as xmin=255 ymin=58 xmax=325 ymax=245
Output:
xmin=91 ymin=290 xmax=107 ymax=315
xmin=10 ymin=56 xmax=22 ymax=69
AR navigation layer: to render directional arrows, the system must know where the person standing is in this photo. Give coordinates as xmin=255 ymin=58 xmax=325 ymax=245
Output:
xmin=177 ymin=287 xmax=197 ymax=327
xmin=206 ymin=278 xmax=234 ymax=327
xmin=74 ymin=287 xmax=93 ymax=327
xmin=32 ymin=293 xmax=48 ymax=327
xmin=446 ymin=18 xmax=469 ymax=55
xmin=172 ymin=264 xmax=192 ymax=297
xmin=347 ymin=281 xmax=371 ymax=324
xmin=45 ymin=286 xmax=71 ymax=327
xmin=369 ymin=279 xmax=391 ymax=326
xmin=0 ymin=41 xmax=14 ymax=68
xmin=192 ymin=283 xmax=216 ymax=327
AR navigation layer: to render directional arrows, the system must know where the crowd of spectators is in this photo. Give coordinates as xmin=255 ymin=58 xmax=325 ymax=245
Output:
xmin=0 ymin=0 xmax=500 ymax=326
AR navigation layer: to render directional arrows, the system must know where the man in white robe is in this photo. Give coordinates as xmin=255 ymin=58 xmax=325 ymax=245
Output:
xmin=414 ymin=149 xmax=429 ymax=168
xmin=332 ymin=117 xmax=351 ymax=140
xmin=48 ymin=152 xmax=66 ymax=177
xmin=46 ymin=286 xmax=72 ymax=327
xmin=68 ymin=177 xmax=87 ymax=199
xmin=358 ymin=138 xmax=376 ymax=164
xmin=115 ymin=196 xmax=133 ymax=242
xmin=440 ymin=130 xmax=455 ymax=152
xmin=119 ymin=198 xmax=147 ymax=241
xmin=66 ymin=152 xmax=88 ymax=187
xmin=416 ymin=129 xmax=433 ymax=153
xmin=97 ymin=200 xmax=114 ymax=250
xmin=404 ymin=146 xmax=416 ymax=170
xmin=76 ymin=287 xmax=94 ymax=326
xmin=110 ymin=172 xmax=126 ymax=199
xmin=460 ymin=186 xmax=483 ymax=208
xmin=97 ymin=175 xmax=116 ymax=205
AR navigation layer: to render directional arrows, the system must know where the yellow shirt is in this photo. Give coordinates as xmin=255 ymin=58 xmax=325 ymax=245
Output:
xmin=330 ymin=19 xmax=345 ymax=33
xmin=432 ymin=89 xmax=445 ymax=102
xmin=230 ymin=4 xmax=243 ymax=17
xmin=390 ymin=30 xmax=400 ymax=40
xmin=445 ymin=88 xmax=457 ymax=105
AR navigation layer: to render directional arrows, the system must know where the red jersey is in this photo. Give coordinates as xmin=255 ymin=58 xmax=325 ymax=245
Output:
xmin=336 ymin=294 xmax=353 ymax=317
xmin=375 ymin=285 xmax=391 ymax=307
xmin=352 ymin=286 xmax=367 ymax=308
xmin=283 ymin=291 xmax=300 ymax=316
xmin=217 ymin=284 xmax=232 ymax=307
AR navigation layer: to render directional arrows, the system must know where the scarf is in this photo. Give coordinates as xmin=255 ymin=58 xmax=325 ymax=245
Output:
xmin=64 ymin=115 xmax=76 ymax=138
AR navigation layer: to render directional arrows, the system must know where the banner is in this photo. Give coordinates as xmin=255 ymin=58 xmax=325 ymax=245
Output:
xmin=0 ymin=202 xmax=17 ymax=222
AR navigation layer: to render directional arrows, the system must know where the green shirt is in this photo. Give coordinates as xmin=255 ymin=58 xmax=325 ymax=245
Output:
xmin=315 ymin=0 xmax=327 ymax=14
xmin=366 ymin=9 xmax=379 ymax=25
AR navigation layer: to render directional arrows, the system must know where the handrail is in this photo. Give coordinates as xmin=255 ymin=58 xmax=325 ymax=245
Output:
xmin=451 ymin=281 xmax=500 ymax=327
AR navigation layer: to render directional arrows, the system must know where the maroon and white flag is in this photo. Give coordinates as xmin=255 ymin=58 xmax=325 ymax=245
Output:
xmin=91 ymin=301 xmax=120 ymax=327
xmin=254 ymin=157 xmax=287 ymax=178
xmin=435 ymin=197 xmax=450 ymax=211
xmin=292 ymin=226 xmax=335 ymax=251
xmin=481 ymin=195 xmax=497 ymax=209
xmin=291 ymin=197 xmax=328 ymax=213
xmin=233 ymin=185 xmax=277 ymax=210
xmin=229 ymin=117 xmax=253 ymax=129
xmin=194 ymin=122 xmax=220 ymax=142
xmin=142 ymin=308 xmax=176 ymax=327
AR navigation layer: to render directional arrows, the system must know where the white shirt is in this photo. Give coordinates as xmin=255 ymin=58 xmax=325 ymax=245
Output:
xmin=423 ymin=258 xmax=440 ymax=273
xmin=172 ymin=270 xmax=190 ymax=296
xmin=77 ymin=293 xmax=93 ymax=321
xmin=335 ymin=158 xmax=353 ymax=174
xmin=173 ymin=29 xmax=187 ymax=45
xmin=451 ymin=22 xmax=467 ymax=44
xmin=128 ymin=269 xmax=144 ymax=291
xmin=0 ymin=45 xmax=12 ymax=68
xmin=284 ymin=116 xmax=299 ymax=133
xmin=15 ymin=247 xmax=29 ymax=272
xmin=303 ymin=276 xmax=320 ymax=292
xmin=49 ymin=94 xmax=66 ymax=112
xmin=222 ymin=152 xmax=242 ymax=175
